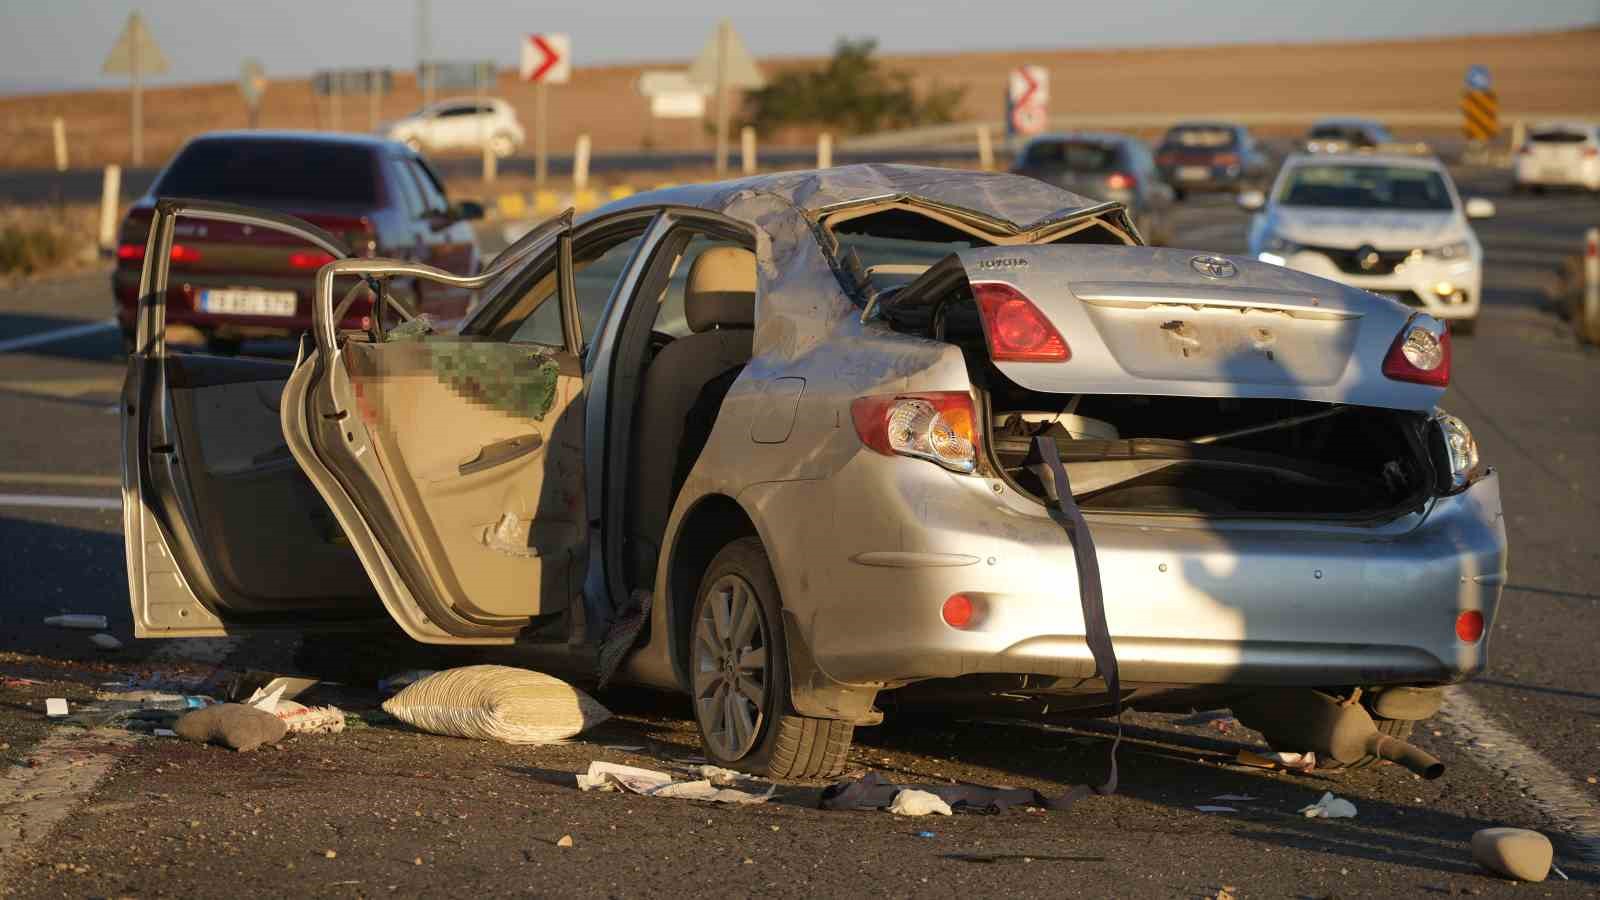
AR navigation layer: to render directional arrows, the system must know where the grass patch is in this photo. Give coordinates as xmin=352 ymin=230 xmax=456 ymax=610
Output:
xmin=0 ymin=222 xmax=73 ymax=274
xmin=0 ymin=204 xmax=99 ymax=278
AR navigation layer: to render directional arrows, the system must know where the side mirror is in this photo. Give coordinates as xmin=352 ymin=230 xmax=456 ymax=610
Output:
xmin=1464 ymin=197 xmax=1495 ymax=219
xmin=1236 ymin=189 xmax=1266 ymax=212
xmin=452 ymin=200 xmax=485 ymax=222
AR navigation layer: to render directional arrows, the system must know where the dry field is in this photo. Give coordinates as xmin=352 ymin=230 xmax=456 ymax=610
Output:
xmin=1 ymin=27 xmax=1595 ymax=170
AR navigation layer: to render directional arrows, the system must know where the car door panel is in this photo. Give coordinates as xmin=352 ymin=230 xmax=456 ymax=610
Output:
xmin=122 ymin=200 xmax=382 ymax=637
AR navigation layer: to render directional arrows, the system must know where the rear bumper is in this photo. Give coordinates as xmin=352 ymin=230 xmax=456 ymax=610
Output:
xmin=112 ymin=269 xmax=370 ymax=337
xmin=771 ymin=452 xmax=1506 ymax=691
xmin=1159 ymin=165 xmax=1250 ymax=191
xmin=1514 ymin=159 xmax=1600 ymax=189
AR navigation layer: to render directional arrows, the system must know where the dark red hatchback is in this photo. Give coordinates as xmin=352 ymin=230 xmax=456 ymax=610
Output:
xmin=113 ymin=131 xmax=483 ymax=353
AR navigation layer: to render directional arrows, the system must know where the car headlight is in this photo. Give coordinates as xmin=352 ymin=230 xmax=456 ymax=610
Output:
xmin=1428 ymin=409 xmax=1480 ymax=492
xmin=1424 ymin=240 xmax=1472 ymax=260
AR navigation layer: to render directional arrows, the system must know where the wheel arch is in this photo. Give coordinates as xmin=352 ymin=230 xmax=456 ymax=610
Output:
xmin=663 ymin=492 xmax=760 ymax=691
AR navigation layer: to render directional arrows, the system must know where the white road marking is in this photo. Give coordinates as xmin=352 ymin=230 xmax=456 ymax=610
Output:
xmin=0 ymin=318 xmax=117 ymax=354
xmin=0 ymin=493 xmax=121 ymax=511
xmin=0 ymin=472 xmax=120 ymax=489
xmin=1440 ymin=687 xmax=1600 ymax=864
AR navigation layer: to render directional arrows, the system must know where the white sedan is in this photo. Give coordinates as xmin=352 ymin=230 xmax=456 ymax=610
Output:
xmin=1242 ymin=152 xmax=1493 ymax=335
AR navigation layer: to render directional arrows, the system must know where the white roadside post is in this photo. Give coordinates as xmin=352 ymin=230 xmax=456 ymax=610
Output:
xmin=740 ymin=126 xmax=756 ymax=175
xmin=1584 ymin=227 xmax=1599 ymax=343
xmin=478 ymin=64 xmax=496 ymax=183
xmin=976 ymin=124 xmax=995 ymax=171
xmin=816 ymin=132 xmax=832 ymax=169
xmin=1509 ymin=119 xmax=1526 ymax=160
xmin=98 ymin=164 xmax=122 ymax=253
xmin=573 ymin=134 xmax=591 ymax=193
xmin=51 ymin=117 xmax=67 ymax=172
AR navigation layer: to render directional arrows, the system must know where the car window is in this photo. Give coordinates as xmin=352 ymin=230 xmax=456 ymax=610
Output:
xmin=389 ymin=157 xmax=425 ymax=217
xmin=406 ymin=158 xmax=449 ymax=213
xmin=1022 ymin=141 xmax=1118 ymax=171
xmin=437 ymin=105 xmax=475 ymax=118
xmin=155 ymin=139 xmax=380 ymax=206
xmin=492 ymin=228 xmax=648 ymax=347
xmin=1278 ymin=164 xmax=1453 ymax=211
xmin=1529 ymin=129 xmax=1588 ymax=144
xmin=651 ymin=235 xmax=746 ymax=338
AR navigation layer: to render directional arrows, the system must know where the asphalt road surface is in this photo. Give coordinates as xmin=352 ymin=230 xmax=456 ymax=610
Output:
xmin=1 ymin=169 xmax=1597 ymax=898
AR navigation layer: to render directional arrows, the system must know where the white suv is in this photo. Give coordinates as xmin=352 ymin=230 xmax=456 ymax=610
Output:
xmin=1242 ymin=152 xmax=1494 ymax=335
xmin=1514 ymin=122 xmax=1600 ymax=193
xmin=384 ymin=98 xmax=526 ymax=157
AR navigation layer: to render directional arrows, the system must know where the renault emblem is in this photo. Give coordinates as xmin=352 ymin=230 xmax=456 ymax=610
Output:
xmin=1355 ymin=245 xmax=1381 ymax=272
xmin=1190 ymin=255 xmax=1236 ymax=279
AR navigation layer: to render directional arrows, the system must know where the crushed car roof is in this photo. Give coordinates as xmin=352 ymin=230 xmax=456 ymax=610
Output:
xmin=596 ymin=163 xmax=1110 ymax=232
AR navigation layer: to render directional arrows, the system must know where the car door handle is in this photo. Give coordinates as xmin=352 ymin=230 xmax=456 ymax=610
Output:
xmin=458 ymin=433 xmax=542 ymax=477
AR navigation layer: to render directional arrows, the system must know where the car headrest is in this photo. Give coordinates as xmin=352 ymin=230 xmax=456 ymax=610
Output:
xmin=684 ymin=246 xmax=756 ymax=332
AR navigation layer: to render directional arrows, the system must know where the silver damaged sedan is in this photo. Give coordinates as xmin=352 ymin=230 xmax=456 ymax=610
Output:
xmin=122 ymin=166 xmax=1507 ymax=779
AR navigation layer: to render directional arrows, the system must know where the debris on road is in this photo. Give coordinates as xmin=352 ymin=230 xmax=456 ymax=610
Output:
xmin=43 ymin=613 xmax=108 ymax=630
xmin=1236 ymin=749 xmax=1317 ymax=772
xmin=1193 ymin=805 xmax=1238 ymax=813
xmin=172 ymin=703 xmax=287 ymax=752
xmin=1470 ymin=827 xmax=1552 ymax=882
xmin=272 ymin=700 xmax=347 ymax=735
xmin=45 ymin=697 xmax=69 ymax=717
xmin=556 ymin=835 xmax=574 ymax=848
xmin=889 ymin=789 xmax=953 ymax=816
xmin=1211 ymin=794 xmax=1258 ymax=802
xmin=226 ymin=671 xmax=319 ymax=703
xmin=1298 ymin=792 xmax=1358 ymax=819
xmin=821 ymin=770 xmax=1088 ymax=814
xmin=382 ymin=665 xmax=610 ymax=744
xmin=88 ymin=633 xmax=122 ymax=651
xmin=575 ymin=760 xmax=775 ymax=805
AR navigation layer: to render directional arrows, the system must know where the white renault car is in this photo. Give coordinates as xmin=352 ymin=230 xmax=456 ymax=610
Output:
xmin=1242 ymin=152 xmax=1493 ymax=335
xmin=383 ymin=98 xmax=526 ymax=158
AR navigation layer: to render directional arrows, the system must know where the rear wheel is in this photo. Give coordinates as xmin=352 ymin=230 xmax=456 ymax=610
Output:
xmin=689 ymin=537 xmax=853 ymax=779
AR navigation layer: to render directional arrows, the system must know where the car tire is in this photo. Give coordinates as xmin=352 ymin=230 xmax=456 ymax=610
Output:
xmin=1452 ymin=317 xmax=1478 ymax=337
xmin=689 ymin=536 xmax=854 ymax=780
xmin=489 ymin=132 xmax=516 ymax=158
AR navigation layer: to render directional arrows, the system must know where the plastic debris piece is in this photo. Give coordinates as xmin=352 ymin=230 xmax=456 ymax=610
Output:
xmin=917 ymin=831 xmax=936 ymax=838
xmin=1299 ymin=792 xmax=1357 ymax=819
xmin=556 ymin=835 xmax=574 ymax=848
xmin=1194 ymin=805 xmax=1237 ymax=813
xmin=889 ymin=789 xmax=954 ymax=816
xmin=154 ymin=728 xmax=177 ymax=737
xmin=45 ymin=698 xmax=69 ymax=717
xmin=44 ymin=614 xmax=107 ymax=630
xmin=246 ymin=685 xmax=286 ymax=714
xmin=1211 ymin=794 xmax=1258 ymax=802
xmin=1471 ymin=827 xmax=1552 ymax=882
xmin=89 ymin=633 xmax=123 ymax=651
xmin=575 ymin=761 xmax=773 ymax=804
xmin=272 ymin=700 xmax=347 ymax=735
xmin=1237 ymin=749 xmax=1317 ymax=772
xmin=226 ymin=672 xmax=319 ymax=704
xmin=383 ymin=666 xmax=609 ymax=744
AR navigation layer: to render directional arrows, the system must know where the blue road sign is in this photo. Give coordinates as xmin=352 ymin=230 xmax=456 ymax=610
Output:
xmin=1465 ymin=65 xmax=1491 ymax=92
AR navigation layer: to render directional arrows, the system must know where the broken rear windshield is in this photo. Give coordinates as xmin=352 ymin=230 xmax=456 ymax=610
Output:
xmin=156 ymin=140 xmax=381 ymax=207
xmin=1278 ymin=164 xmax=1453 ymax=212
xmin=1021 ymin=141 xmax=1119 ymax=171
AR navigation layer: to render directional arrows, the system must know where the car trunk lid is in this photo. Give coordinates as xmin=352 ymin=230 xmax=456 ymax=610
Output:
xmin=939 ymin=244 xmax=1443 ymax=411
xmin=118 ymin=203 xmax=370 ymax=279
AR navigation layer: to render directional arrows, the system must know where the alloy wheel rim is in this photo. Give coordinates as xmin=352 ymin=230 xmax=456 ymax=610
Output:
xmin=693 ymin=573 xmax=769 ymax=759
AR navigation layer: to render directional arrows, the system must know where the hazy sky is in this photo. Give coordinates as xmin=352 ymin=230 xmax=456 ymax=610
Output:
xmin=1 ymin=0 xmax=1595 ymax=93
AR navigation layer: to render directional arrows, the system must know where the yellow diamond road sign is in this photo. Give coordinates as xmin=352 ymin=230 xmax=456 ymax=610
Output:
xmin=102 ymin=11 xmax=169 ymax=77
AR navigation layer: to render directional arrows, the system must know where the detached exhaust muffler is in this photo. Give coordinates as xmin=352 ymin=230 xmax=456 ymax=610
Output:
xmin=1232 ymin=689 xmax=1445 ymax=780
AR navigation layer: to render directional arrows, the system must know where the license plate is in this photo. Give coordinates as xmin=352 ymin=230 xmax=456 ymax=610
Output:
xmin=200 ymin=288 xmax=297 ymax=317
xmin=1177 ymin=166 xmax=1210 ymax=181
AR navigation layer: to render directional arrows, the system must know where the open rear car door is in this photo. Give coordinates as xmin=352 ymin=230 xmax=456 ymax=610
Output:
xmin=122 ymin=200 xmax=382 ymax=637
xmin=125 ymin=200 xmax=586 ymax=646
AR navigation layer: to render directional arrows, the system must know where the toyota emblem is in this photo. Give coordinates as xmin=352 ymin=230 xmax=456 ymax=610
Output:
xmin=1356 ymin=245 xmax=1381 ymax=272
xmin=1190 ymin=255 xmax=1237 ymax=279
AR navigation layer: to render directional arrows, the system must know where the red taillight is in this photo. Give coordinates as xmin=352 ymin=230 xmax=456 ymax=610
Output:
xmin=116 ymin=243 xmax=199 ymax=264
xmin=850 ymin=391 xmax=980 ymax=472
xmin=289 ymin=250 xmax=336 ymax=270
xmin=1381 ymin=317 xmax=1451 ymax=387
xmin=1156 ymin=152 xmax=1176 ymax=166
xmin=1455 ymin=610 xmax=1485 ymax=643
xmin=1215 ymin=152 xmax=1240 ymax=166
xmin=972 ymin=282 xmax=1070 ymax=362
xmin=1106 ymin=172 xmax=1135 ymax=191
xmin=942 ymin=594 xmax=975 ymax=629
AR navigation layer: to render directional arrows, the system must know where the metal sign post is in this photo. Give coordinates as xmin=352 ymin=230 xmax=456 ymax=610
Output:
xmin=688 ymin=20 xmax=765 ymax=177
xmin=313 ymin=69 xmax=393 ymax=135
xmin=101 ymin=12 xmax=169 ymax=166
xmin=520 ymin=33 xmax=571 ymax=187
